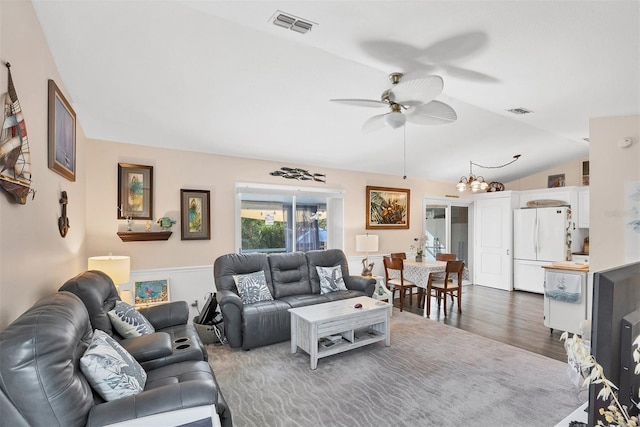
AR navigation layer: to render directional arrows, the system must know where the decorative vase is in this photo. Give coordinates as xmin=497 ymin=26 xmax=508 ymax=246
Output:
xmin=415 ymin=255 xmax=423 ymax=262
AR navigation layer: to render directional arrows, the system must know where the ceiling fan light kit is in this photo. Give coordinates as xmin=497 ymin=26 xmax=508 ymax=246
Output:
xmin=385 ymin=110 xmax=406 ymax=129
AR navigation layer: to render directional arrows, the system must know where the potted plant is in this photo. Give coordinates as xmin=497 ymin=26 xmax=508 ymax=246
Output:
xmin=562 ymin=331 xmax=640 ymax=426
xmin=411 ymin=235 xmax=427 ymax=262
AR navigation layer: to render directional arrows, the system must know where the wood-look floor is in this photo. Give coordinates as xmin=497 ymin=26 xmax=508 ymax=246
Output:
xmin=393 ymin=284 xmax=568 ymax=362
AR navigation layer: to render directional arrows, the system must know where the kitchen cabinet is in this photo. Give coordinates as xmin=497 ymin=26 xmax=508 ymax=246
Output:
xmin=578 ymin=189 xmax=590 ymax=228
xmin=543 ymin=264 xmax=589 ymax=335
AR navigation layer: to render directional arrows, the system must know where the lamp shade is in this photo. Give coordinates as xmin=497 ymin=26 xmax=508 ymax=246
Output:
xmin=88 ymin=255 xmax=131 ymax=285
xmin=356 ymin=234 xmax=379 ymax=253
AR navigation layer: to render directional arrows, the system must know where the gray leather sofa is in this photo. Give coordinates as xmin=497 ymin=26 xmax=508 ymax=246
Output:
xmin=0 ymin=291 xmax=231 ymax=427
xmin=60 ymin=270 xmax=207 ymax=371
xmin=214 ymin=249 xmax=376 ymax=350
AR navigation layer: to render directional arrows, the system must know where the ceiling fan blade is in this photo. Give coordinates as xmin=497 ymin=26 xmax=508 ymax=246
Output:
xmin=362 ymin=113 xmax=388 ymax=133
xmin=389 ymin=75 xmax=444 ymax=107
xmin=330 ymin=98 xmax=388 ymax=108
xmin=406 ymin=101 xmax=457 ymax=125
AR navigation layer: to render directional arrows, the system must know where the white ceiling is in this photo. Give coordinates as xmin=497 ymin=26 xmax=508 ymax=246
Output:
xmin=32 ymin=1 xmax=640 ymax=185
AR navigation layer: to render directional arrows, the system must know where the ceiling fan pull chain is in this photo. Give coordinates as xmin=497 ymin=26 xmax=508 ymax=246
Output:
xmin=403 ymin=125 xmax=407 ymax=180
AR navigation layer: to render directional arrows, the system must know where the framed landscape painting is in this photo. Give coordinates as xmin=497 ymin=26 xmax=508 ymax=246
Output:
xmin=180 ymin=189 xmax=211 ymax=240
xmin=118 ymin=163 xmax=153 ymax=220
xmin=366 ymin=186 xmax=410 ymax=229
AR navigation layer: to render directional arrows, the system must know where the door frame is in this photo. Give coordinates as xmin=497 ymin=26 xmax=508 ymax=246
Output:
xmin=422 ymin=196 xmax=474 ymax=281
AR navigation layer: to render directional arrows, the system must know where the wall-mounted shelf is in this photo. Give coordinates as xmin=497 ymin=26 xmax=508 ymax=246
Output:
xmin=117 ymin=231 xmax=172 ymax=242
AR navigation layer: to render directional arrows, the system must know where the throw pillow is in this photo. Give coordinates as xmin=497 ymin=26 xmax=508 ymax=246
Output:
xmin=316 ymin=265 xmax=348 ymax=294
xmin=233 ymin=270 xmax=274 ymax=305
xmin=80 ymin=329 xmax=147 ymax=401
xmin=108 ymin=300 xmax=155 ymax=338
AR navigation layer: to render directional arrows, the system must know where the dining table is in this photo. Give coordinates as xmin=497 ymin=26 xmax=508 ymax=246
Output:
xmin=387 ymin=259 xmax=447 ymax=317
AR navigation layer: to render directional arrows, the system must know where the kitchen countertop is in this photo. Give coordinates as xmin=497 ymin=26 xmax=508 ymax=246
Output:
xmin=542 ymin=261 xmax=589 ymax=271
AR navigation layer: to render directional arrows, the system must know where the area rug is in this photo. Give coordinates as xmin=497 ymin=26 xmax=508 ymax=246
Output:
xmin=207 ymin=310 xmax=584 ymax=427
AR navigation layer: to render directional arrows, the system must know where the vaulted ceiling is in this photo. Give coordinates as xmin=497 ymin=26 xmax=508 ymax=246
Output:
xmin=32 ymin=1 xmax=640 ymax=184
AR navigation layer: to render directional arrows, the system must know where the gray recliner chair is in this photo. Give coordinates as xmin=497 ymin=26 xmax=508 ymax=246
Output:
xmin=59 ymin=270 xmax=207 ymax=371
xmin=0 ymin=291 xmax=231 ymax=427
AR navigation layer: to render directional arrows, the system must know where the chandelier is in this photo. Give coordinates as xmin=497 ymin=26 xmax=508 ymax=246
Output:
xmin=456 ymin=155 xmax=521 ymax=192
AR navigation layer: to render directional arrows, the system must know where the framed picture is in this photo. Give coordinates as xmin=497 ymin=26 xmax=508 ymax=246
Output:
xmin=548 ymin=174 xmax=566 ymax=188
xmin=180 ymin=189 xmax=211 ymax=240
xmin=133 ymin=279 xmax=170 ymax=306
xmin=118 ymin=163 xmax=153 ymax=219
xmin=366 ymin=186 xmax=410 ymax=229
xmin=47 ymin=80 xmax=76 ymax=181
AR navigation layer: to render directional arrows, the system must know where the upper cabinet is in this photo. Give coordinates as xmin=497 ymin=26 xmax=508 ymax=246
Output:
xmin=578 ymin=188 xmax=590 ymax=228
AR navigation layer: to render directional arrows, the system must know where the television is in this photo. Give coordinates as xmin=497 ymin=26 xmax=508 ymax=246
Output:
xmin=589 ymin=262 xmax=640 ymax=426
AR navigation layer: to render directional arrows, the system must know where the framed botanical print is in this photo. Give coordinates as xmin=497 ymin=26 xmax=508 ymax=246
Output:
xmin=366 ymin=186 xmax=410 ymax=229
xmin=180 ymin=189 xmax=211 ymax=240
xmin=48 ymin=80 xmax=76 ymax=181
xmin=118 ymin=163 xmax=153 ymax=220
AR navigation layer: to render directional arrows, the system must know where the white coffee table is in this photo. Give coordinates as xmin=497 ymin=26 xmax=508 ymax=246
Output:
xmin=289 ymin=296 xmax=391 ymax=369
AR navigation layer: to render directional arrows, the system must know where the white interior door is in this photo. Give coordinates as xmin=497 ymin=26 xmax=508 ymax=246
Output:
xmin=474 ymin=195 xmax=514 ymax=290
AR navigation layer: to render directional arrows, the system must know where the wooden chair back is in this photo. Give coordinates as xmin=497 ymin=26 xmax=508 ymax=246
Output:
xmin=436 ymin=253 xmax=456 ymax=261
xmin=390 ymin=252 xmax=407 ymax=259
xmin=443 ymin=260 xmax=465 ymax=285
xmin=383 ymin=255 xmax=405 ymax=282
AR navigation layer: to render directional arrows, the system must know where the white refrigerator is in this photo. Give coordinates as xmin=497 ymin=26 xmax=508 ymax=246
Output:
xmin=513 ymin=206 xmax=571 ymax=293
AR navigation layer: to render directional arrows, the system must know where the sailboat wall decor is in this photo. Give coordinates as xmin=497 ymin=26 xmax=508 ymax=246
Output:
xmin=1 ymin=62 xmax=35 ymax=204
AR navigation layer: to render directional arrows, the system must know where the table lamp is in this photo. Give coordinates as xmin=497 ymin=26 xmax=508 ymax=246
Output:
xmin=356 ymin=234 xmax=378 ymax=276
xmin=88 ymin=254 xmax=131 ymax=296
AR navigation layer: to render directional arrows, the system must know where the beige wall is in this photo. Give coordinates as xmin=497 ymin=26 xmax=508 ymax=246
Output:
xmin=85 ymin=139 xmax=461 ymax=271
xmin=0 ymin=0 xmax=88 ymax=328
xmin=589 ymin=115 xmax=640 ymax=272
xmin=505 ymin=157 xmax=589 ymax=191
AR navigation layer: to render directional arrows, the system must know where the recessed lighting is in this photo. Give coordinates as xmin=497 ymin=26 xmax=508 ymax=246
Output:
xmin=506 ymin=107 xmax=533 ymax=115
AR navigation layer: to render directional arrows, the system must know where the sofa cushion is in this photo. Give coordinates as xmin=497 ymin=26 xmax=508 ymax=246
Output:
xmin=233 ymin=270 xmax=274 ymax=304
xmin=268 ymin=252 xmax=312 ymax=298
xmin=306 ymin=249 xmax=352 ymax=294
xmin=316 ymin=265 xmax=348 ymax=294
xmin=80 ymin=329 xmax=147 ymax=401
xmin=108 ymin=300 xmax=156 ymax=338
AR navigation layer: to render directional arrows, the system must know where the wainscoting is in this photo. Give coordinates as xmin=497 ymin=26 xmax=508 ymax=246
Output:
xmin=121 ymin=265 xmax=216 ymax=322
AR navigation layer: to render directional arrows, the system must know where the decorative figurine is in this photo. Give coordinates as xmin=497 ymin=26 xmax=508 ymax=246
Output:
xmin=145 ymin=221 xmax=151 ymax=232
xmin=58 ymin=191 xmax=70 ymax=237
xmin=157 ymin=217 xmax=176 ymax=230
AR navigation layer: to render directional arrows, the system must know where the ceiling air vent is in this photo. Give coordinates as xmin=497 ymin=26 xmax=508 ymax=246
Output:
xmin=270 ymin=10 xmax=315 ymax=34
xmin=507 ymin=107 xmax=533 ymax=115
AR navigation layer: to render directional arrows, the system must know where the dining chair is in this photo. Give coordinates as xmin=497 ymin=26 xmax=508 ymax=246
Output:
xmin=425 ymin=260 xmax=465 ymax=317
xmin=390 ymin=252 xmax=424 ymax=305
xmin=383 ymin=256 xmax=417 ymax=312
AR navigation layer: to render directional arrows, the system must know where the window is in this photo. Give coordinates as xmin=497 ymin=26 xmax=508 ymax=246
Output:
xmin=236 ymin=183 xmax=344 ymax=254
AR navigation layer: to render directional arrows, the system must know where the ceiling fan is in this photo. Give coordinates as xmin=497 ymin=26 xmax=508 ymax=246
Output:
xmin=330 ymin=72 xmax=457 ymax=133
